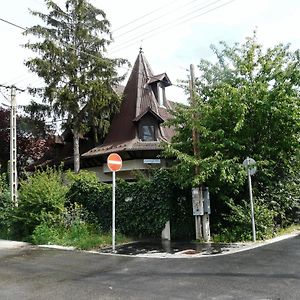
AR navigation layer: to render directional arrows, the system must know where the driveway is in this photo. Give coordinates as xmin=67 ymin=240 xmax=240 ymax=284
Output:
xmin=0 ymin=234 xmax=299 ymax=299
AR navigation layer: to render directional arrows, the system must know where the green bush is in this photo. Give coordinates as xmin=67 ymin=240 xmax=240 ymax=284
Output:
xmin=32 ymin=215 xmax=129 ymax=250
xmin=67 ymin=169 xmax=194 ymax=239
xmin=116 ymin=170 xmax=171 ymax=237
xmin=0 ymin=173 xmax=14 ymax=238
xmin=66 ymin=171 xmax=112 ymax=231
xmin=216 ymin=198 xmax=276 ymax=242
xmin=13 ymin=168 xmax=67 ymax=239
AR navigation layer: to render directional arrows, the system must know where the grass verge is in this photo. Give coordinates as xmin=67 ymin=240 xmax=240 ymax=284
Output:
xmin=210 ymin=224 xmax=300 ymax=244
xmin=31 ymin=222 xmax=131 ymax=250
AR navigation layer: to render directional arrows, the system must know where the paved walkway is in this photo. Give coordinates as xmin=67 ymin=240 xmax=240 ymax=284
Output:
xmin=0 ymin=239 xmax=29 ymax=249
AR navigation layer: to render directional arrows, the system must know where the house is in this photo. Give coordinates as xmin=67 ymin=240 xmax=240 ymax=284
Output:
xmin=81 ymin=48 xmax=176 ymax=181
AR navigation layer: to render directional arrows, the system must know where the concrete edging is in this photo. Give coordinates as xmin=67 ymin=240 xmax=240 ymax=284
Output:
xmin=1 ymin=231 xmax=299 ymax=258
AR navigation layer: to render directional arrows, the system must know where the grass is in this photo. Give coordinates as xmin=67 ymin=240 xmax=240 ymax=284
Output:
xmin=31 ymin=222 xmax=131 ymax=250
xmin=275 ymin=224 xmax=300 ymax=236
xmin=210 ymin=224 xmax=300 ymax=244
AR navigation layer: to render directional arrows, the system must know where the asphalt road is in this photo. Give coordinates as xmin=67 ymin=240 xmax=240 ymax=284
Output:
xmin=0 ymin=235 xmax=299 ymax=300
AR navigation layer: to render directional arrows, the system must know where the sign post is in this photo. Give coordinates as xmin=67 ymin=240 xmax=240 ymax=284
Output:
xmin=107 ymin=153 xmax=122 ymax=253
xmin=243 ymin=157 xmax=257 ymax=242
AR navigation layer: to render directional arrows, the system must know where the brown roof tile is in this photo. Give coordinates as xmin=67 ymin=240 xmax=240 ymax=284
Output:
xmin=82 ymin=49 xmax=176 ymax=158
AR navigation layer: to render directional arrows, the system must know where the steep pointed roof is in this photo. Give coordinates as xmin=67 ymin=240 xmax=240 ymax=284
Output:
xmin=82 ymin=50 xmax=175 ymax=158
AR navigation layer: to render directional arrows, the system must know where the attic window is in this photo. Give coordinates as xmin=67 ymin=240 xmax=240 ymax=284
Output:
xmin=157 ymin=82 xmax=165 ymax=107
xmin=151 ymin=82 xmax=166 ymax=107
xmin=141 ymin=125 xmax=155 ymax=141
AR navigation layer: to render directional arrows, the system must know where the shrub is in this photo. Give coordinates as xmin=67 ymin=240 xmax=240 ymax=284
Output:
xmin=0 ymin=173 xmax=14 ymax=238
xmin=13 ymin=168 xmax=67 ymax=239
xmin=66 ymin=171 xmax=112 ymax=231
xmin=32 ymin=203 xmax=129 ymax=250
xmin=217 ymin=198 xmax=276 ymax=242
xmin=67 ymin=169 xmax=194 ymax=238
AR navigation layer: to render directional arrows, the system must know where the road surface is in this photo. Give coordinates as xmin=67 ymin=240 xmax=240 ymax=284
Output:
xmin=0 ymin=235 xmax=299 ymax=299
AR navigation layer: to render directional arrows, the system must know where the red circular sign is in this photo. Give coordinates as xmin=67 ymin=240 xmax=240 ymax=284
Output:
xmin=107 ymin=153 xmax=122 ymax=172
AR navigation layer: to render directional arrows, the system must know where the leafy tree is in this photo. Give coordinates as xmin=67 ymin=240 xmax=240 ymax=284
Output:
xmin=24 ymin=0 xmax=128 ymax=172
xmin=166 ymin=34 xmax=300 ymax=233
xmin=0 ymin=107 xmax=53 ymax=172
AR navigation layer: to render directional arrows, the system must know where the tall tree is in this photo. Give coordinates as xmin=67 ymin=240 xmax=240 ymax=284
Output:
xmin=24 ymin=0 xmax=127 ymax=172
xmin=166 ymin=34 xmax=300 ymax=230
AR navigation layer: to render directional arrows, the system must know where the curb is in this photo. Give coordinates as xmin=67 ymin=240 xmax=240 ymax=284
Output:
xmin=1 ymin=231 xmax=299 ymax=258
xmin=89 ymin=231 xmax=300 ymax=259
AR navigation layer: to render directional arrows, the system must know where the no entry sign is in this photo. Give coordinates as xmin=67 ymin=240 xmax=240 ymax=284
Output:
xmin=107 ymin=153 xmax=122 ymax=253
xmin=107 ymin=153 xmax=122 ymax=172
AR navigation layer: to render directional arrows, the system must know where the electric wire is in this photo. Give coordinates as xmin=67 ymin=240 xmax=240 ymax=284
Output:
xmin=0 ymin=0 xmax=235 ymax=91
xmin=114 ymin=0 xmax=204 ymax=39
xmin=112 ymin=0 xmax=182 ymax=33
xmin=0 ymin=0 xmax=235 ymax=56
xmin=0 ymin=17 xmax=26 ymax=30
xmin=110 ymin=0 xmax=233 ymax=53
xmin=0 ymin=17 xmax=185 ymax=90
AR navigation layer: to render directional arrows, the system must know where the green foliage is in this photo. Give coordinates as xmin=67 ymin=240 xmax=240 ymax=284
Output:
xmin=0 ymin=173 xmax=14 ymax=238
xmin=66 ymin=170 xmax=112 ymax=230
xmin=24 ymin=0 xmax=129 ymax=171
xmin=14 ymin=168 xmax=67 ymax=238
xmin=115 ymin=170 xmax=171 ymax=237
xmin=0 ymin=107 xmax=53 ymax=173
xmin=221 ymin=199 xmax=276 ymax=241
xmin=32 ymin=203 xmax=129 ymax=249
xmin=166 ymin=32 xmax=300 ymax=238
xmin=67 ymin=169 xmax=194 ymax=238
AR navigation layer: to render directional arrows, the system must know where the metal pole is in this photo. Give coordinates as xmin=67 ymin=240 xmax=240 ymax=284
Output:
xmin=10 ymin=86 xmax=18 ymax=207
xmin=247 ymin=158 xmax=256 ymax=242
xmin=112 ymin=171 xmax=116 ymax=252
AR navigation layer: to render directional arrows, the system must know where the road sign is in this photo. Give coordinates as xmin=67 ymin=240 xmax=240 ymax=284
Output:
xmin=107 ymin=153 xmax=122 ymax=172
xmin=243 ymin=157 xmax=257 ymax=175
xmin=107 ymin=153 xmax=122 ymax=253
xmin=192 ymin=188 xmax=203 ymax=216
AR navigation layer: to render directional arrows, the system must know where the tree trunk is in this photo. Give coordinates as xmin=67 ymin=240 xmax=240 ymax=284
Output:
xmin=73 ymin=128 xmax=80 ymax=173
xmin=93 ymin=124 xmax=98 ymax=146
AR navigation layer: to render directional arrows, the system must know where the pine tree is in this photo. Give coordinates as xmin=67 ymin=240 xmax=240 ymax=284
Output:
xmin=24 ymin=0 xmax=128 ymax=172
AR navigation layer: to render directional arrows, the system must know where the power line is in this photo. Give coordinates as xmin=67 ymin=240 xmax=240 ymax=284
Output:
xmin=114 ymin=0 xmax=215 ymax=40
xmin=0 ymin=89 xmax=9 ymax=102
xmin=0 ymin=84 xmax=25 ymax=92
xmin=0 ymin=16 xmax=185 ymax=92
xmin=0 ymin=1 xmax=234 ymax=91
xmin=1 ymin=0 xmax=235 ymax=56
xmin=110 ymin=0 xmax=233 ymax=53
xmin=0 ymin=17 xmax=26 ymax=30
xmin=112 ymin=0 xmax=182 ymax=33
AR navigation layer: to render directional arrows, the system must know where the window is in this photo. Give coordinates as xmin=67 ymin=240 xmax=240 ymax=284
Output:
xmin=141 ymin=125 xmax=155 ymax=141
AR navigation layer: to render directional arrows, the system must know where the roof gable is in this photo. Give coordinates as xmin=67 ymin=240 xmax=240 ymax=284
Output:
xmin=147 ymin=73 xmax=172 ymax=86
xmin=133 ymin=107 xmax=164 ymax=123
xmin=82 ymin=49 xmax=175 ymax=157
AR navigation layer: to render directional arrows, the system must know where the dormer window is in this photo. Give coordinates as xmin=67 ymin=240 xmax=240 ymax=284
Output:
xmin=133 ymin=107 xmax=164 ymax=142
xmin=157 ymin=82 xmax=165 ymax=107
xmin=148 ymin=73 xmax=172 ymax=107
xmin=141 ymin=125 xmax=155 ymax=141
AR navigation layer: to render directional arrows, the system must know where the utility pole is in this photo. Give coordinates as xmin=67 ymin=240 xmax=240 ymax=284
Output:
xmin=10 ymin=86 xmax=18 ymax=206
xmin=189 ymin=64 xmax=202 ymax=240
xmin=1 ymin=84 xmax=24 ymax=206
xmin=189 ymin=65 xmax=210 ymax=242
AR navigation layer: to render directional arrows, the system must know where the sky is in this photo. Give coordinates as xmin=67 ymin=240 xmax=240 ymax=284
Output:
xmin=0 ymin=0 xmax=300 ymax=108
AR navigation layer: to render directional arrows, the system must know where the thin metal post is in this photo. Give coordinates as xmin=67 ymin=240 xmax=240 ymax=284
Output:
xmin=112 ymin=171 xmax=116 ymax=252
xmin=10 ymin=86 xmax=18 ymax=207
xmin=247 ymin=158 xmax=256 ymax=242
